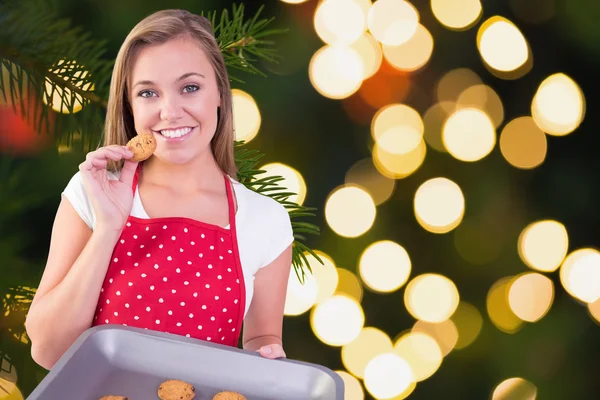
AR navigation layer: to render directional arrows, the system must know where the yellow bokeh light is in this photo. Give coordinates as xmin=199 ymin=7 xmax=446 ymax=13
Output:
xmin=423 ymin=102 xmax=453 ymax=153
xmin=284 ymin=264 xmax=318 ymax=316
xmin=559 ymin=248 xmax=600 ymax=304
xmin=359 ymin=240 xmax=412 ymax=293
xmin=373 ymin=138 xmax=426 ymax=179
xmin=531 ymin=73 xmax=585 ymax=136
xmin=587 ymin=298 xmax=600 ymax=325
xmin=364 ymin=353 xmax=414 ymax=399
xmin=372 ymin=104 xmax=424 ymax=154
xmin=351 ymin=32 xmax=384 ymax=80
xmin=325 ymin=185 xmax=376 ymax=238
xmin=342 ymin=327 xmax=393 ymax=378
xmin=404 ymin=273 xmax=460 ymax=323
xmin=314 ymin=0 xmax=367 ymax=45
xmin=259 ymin=162 xmax=307 ymax=205
xmin=335 ymin=370 xmax=365 ymax=400
xmin=393 ymin=331 xmax=443 ymax=381
xmin=508 ymin=272 xmax=554 ymax=323
xmin=518 ymin=220 xmax=569 ymax=273
xmin=367 ymin=0 xmax=419 ymax=46
xmin=451 ymin=301 xmax=483 ymax=349
xmin=311 ymin=295 xmax=365 ymax=346
xmin=335 ymin=268 xmax=364 ymax=303
xmin=301 ymin=250 xmax=339 ymax=305
xmin=443 ymin=108 xmax=496 ymax=162
xmin=309 ymin=45 xmax=364 ymax=100
xmin=414 ymin=177 xmax=465 ymax=234
xmin=486 ymin=277 xmax=524 ymax=334
xmin=492 ymin=377 xmax=538 ymax=400
xmin=232 ymin=89 xmax=261 ymax=143
xmin=477 ymin=16 xmax=530 ymax=73
xmin=411 ymin=319 xmax=458 ymax=357
xmin=500 ymin=116 xmax=547 ymax=169
xmin=456 ymin=84 xmax=504 ymax=128
xmin=382 ymin=23 xmax=434 ymax=72
xmin=0 ymin=355 xmax=23 ymax=400
xmin=431 ymin=0 xmax=482 ymax=30
xmin=43 ymin=60 xmax=94 ymax=114
xmin=437 ymin=68 xmax=482 ymax=107
xmin=345 ymin=158 xmax=396 ymax=206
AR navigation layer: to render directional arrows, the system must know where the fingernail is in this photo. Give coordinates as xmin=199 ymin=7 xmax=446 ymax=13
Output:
xmin=262 ymin=346 xmax=272 ymax=355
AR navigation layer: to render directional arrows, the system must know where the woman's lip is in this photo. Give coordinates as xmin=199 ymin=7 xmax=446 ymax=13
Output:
xmin=153 ymin=126 xmax=197 ymax=142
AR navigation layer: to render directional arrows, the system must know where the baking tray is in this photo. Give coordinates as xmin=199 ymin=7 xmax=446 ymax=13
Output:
xmin=27 ymin=325 xmax=344 ymax=400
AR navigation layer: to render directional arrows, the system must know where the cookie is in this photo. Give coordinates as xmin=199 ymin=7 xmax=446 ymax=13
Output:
xmin=98 ymin=396 xmax=128 ymax=400
xmin=213 ymin=391 xmax=247 ymax=400
xmin=157 ymin=379 xmax=196 ymax=400
xmin=126 ymin=133 xmax=157 ymax=162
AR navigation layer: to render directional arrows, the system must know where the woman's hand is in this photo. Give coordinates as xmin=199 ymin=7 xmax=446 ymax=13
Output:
xmin=78 ymin=145 xmax=138 ymax=232
xmin=257 ymin=343 xmax=286 ymax=359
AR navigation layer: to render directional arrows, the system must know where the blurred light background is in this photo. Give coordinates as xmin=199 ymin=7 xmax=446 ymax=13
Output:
xmin=1 ymin=0 xmax=599 ymax=399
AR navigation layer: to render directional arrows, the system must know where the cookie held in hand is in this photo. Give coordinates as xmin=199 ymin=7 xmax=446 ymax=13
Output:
xmin=126 ymin=133 xmax=157 ymax=162
xmin=98 ymin=396 xmax=129 ymax=400
xmin=213 ymin=391 xmax=247 ymax=400
xmin=158 ymin=379 xmax=196 ymax=400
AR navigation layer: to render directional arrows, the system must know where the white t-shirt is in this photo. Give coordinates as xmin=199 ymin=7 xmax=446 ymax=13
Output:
xmin=62 ymin=170 xmax=294 ymax=317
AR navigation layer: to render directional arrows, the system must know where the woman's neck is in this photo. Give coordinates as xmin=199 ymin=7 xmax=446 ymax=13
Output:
xmin=140 ymin=150 xmax=224 ymax=193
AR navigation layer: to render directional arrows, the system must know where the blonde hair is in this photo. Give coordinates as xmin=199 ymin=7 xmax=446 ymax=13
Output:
xmin=103 ymin=9 xmax=236 ymax=177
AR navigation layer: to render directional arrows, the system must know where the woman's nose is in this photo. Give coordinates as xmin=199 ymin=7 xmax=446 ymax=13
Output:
xmin=159 ymin=96 xmax=184 ymax=122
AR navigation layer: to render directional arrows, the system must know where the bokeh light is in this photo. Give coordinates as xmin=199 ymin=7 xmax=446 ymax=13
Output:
xmin=284 ymin=264 xmax=318 ymax=316
xmin=335 ymin=370 xmax=365 ymax=400
xmin=431 ymin=0 xmax=482 ymax=31
xmin=342 ymin=327 xmax=393 ymax=378
xmin=311 ymin=294 xmax=365 ymax=346
xmin=325 ymin=185 xmax=377 ymax=238
xmin=345 ymin=158 xmax=396 ymax=206
xmin=364 ymin=353 xmax=414 ymax=399
xmin=367 ymin=0 xmax=419 ymax=46
xmin=351 ymin=32 xmax=384 ymax=80
xmin=393 ymin=331 xmax=443 ymax=381
xmin=309 ymin=45 xmax=364 ymax=99
xmin=451 ymin=302 xmax=484 ymax=349
xmin=518 ymin=220 xmax=569 ymax=273
xmin=414 ymin=177 xmax=465 ymax=234
xmin=382 ymin=23 xmax=434 ymax=72
xmin=477 ymin=16 xmax=531 ymax=76
xmin=492 ymin=377 xmax=538 ymax=400
xmin=443 ymin=108 xmax=496 ymax=162
xmin=43 ymin=60 xmax=94 ymax=114
xmin=373 ymin=138 xmax=427 ymax=179
xmin=259 ymin=162 xmax=307 ymax=205
xmin=232 ymin=89 xmax=261 ymax=143
xmin=314 ymin=0 xmax=367 ymax=45
xmin=404 ymin=273 xmax=460 ymax=323
xmin=411 ymin=319 xmax=458 ymax=357
xmin=437 ymin=68 xmax=482 ymax=108
xmin=359 ymin=240 xmax=412 ymax=293
xmin=559 ymin=248 xmax=600 ymax=304
xmin=456 ymin=84 xmax=504 ymax=128
xmin=371 ymin=103 xmax=424 ymax=154
xmin=422 ymin=101 xmax=453 ymax=152
xmin=500 ymin=116 xmax=547 ymax=169
xmin=531 ymin=73 xmax=585 ymax=136
xmin=508 ymin=272 xmax=554 ymax=323
xmin=335 ymin=268 xmax=364 ymax=303
xmin=487 ymin=277 xmax=524 ymax=333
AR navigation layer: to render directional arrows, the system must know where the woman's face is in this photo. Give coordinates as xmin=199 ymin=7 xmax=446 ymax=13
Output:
xmin=129 ymin=36 xmax=221 ymax=165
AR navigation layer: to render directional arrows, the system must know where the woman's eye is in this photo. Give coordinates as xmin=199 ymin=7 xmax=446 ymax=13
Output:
xmin=183 ymin=84 xmax=200 ymax=94
xmin=138 ymin=90 xmax=156 ymax=98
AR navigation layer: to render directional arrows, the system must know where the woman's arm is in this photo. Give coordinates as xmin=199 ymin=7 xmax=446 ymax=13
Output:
xmin=242 ymin=244 xmax=293 ymax=358
xmin=25 ymin=197 xmax=121 ymax=370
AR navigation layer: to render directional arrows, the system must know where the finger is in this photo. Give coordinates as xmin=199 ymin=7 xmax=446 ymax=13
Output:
xmin=259 ymin=344 xmax=286 ymax=359
xmin=119 ymin=160 xmax=139 ymax=187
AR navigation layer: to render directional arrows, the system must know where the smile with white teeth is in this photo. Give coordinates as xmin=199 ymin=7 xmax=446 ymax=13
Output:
xmin=159 ymin=127 xmax=193 ymax=138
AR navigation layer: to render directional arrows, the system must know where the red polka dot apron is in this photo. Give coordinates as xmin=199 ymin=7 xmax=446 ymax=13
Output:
xmin=92 ymin=164 xmax=246 ymax=347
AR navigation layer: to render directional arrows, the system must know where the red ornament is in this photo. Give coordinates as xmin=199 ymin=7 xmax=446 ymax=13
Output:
xmin=0 ymin=96 xmax=54 ymax=156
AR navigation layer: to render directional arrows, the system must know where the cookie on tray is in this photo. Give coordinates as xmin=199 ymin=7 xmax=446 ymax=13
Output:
xmin=213 ymin=391 xmax=247 ymax=400
xmin=98 ymin=396 xmax=129 ymax=400
xmin=157 ymin=379 xmax=196 ymax=400
xmin=126 ymin=133 xmax=157 ymax=162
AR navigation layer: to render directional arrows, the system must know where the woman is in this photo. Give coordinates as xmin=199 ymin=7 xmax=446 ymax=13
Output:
xmin=25 ymin=9 xmax=293 ymax=370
